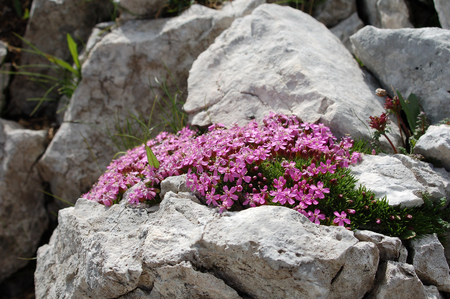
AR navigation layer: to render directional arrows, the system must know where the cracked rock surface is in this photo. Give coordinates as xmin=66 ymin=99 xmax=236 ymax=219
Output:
xmin=35 ymin=178 xmax=379 ymax=299
xmin=185 ymin=4 xmax=397 ymax=145
xmin=0 ymin=119 xmax=48 ymax=283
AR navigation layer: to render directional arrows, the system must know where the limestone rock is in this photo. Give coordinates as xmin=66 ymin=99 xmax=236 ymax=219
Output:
xmin=160 ymin=174 xmax=190 ymax=199
xmin=424 ymin=285 xmax=444 ymax=299
xmin=393 ymin=154 xmax=450 ymax=204
xmin=8 ymin=0 xmax=113 ymax=116
xmin=414 ymin=125 xmax=450 ymax=172
xmin=350 ymin=26 xmax=450 ymax=124
xmin=434 ymin=0 xmax=450 ymax=29
xmin=78 ymin=21 xmax=116 ymax=66
xmin=312 ymin=0 xmax=356 ymax=27
xmin=327 ymin=242 xmax=379 ymax=299
xmin=350 ymin=154 xmax=425 ymax=207
xmin=0 ymin=119 xmax=48 ymax=283
xmin=330 ymin=12 xmax=364 ymax=54
xmin=359 ymin=0 xmax=413 ymax=29
xmin=35 ymin=187 xmax=379 ymax=299
xmin=38 ymin=0 xmax=265 ymax=205
xmin=185 ymin=4 xmax=397 ymax=146
xmin=354 ymin=230 xmax=402 ymax=262
xmin=411 ymin=234 xmax=450 ymax=292
xmin=369 ymin=261 xmax=427 ymax=299
xmin=0 ymin=41 xmax=6 ymax=64
xmin=113 ymin=0 xmax=167 ymax=21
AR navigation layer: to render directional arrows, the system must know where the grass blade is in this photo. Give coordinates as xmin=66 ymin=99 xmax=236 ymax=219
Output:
xmin=67 ymin=33 xmax=81 ymax=71
xmin=38 ymin=189 xmax=74 ymax=207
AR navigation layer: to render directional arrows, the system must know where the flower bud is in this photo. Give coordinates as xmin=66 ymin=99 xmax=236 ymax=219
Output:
xmin=347 ymin=209 xmax=356 ymax=214
xmin=376 ymin=218 xmax=381 ymax=224
xmin=375 ymin=88 xmax=387 ymax=97
xmin=405 ymin=214 xmax=413 ymax=220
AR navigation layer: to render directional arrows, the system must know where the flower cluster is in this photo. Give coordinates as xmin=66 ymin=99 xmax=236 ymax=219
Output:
xmin=368 ymin=113 xmax=389 ymax=133
xmin=84 ymin=113 xmax=363 ymax=227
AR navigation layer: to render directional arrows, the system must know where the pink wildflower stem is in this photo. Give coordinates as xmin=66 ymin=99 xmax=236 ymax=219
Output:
xmin=382 ymin=133 xmax=398 ymax=154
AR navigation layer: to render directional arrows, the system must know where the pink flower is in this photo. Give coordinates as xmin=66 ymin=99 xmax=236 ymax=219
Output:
xmin=308 ymin=209 xmax=326 ymax=225
xmin=333 ymin=211 xmax=351 ymax=227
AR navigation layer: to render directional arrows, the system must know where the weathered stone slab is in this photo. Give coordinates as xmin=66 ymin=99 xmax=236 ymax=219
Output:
xmin=0 ymin=119 xmax=48 ymax=283
xmin=35 ymin=180 xmax=378 ymax=299
xmin=351 ymin=26 xmax=450 ymax=124
xmin=185 ymin=4 xmax=397 ymax=146
xmin=414 ymin=125 xmax=450 ymax=172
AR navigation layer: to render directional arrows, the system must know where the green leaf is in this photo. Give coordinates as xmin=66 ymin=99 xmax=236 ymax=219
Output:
xmin=396 ymin=90 xmax=421 ymax=134
xmin=400 ymin=229 xmax=416 ymax=240
xmin=22 ymin=8 xmax=29 ymax=20
xmin=13 ymin=0 xmax=23 ymax=18
xmin=145 ymin=145 xmax=160 ymax=169
xmin=46 ymin=55 xmax=78 ymax=75
xmin=66 ymin=34 xmax=81 ymax=71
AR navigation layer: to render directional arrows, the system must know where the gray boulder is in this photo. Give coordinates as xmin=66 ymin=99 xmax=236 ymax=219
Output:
xmin=359 ymin=0 xmax=413 ymax=28
xmin=414 ymin=125 xmax=450 ymax=172
xmin=350 ymin=154 xmax=426 ymax=207
xmin=330 ymin=12 xmax=364 ymax=54
xmin=434 ymin=0 xmax=450 ymax=29
xmin=37 ymin=0 xmax=265 ymax=205
xmin=393 ymin=154 xmax=450 ymax=204
xmin=312 ymin=0 xmax=356 ymax=27
xmin=369 ymin=261 xmax=427 ymax=299
xmin=0 ymin=41 xmax=9 ymax=110
xmin=411 ymin=234 xmax=450 ymax=292
xmin=0 ymin=119 xmax=48 ymax=283
xmin=350 ymin=26 xmax=450 ymax=124
xmin=354 ymin=230 xmax=403 ymax=262
xmin=8 ymin=0 xmax=113 ymax=116
xmin=185 ymin=4 xmax=398 ymax=145
xmin=113 ymin=0 xmax=167 ymax=21
xmin=424 ymin=285 xmax=444 ymax=299
xmin=35 ymin=181 xmax=379 ymax=298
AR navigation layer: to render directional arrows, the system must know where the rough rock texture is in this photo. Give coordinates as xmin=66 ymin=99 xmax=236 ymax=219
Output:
xmin=393 ymin=154 xmax=450 ymax=204
xmin=359 ymin=0 xmax=413 ymax=28
xmin=350 ymin=154 xmax=426 ymax=207
xmin=369 ymin=261 xmax=427 ymax=299
xmin=411 ymin=234 xmax=450 ymax=292
xmin=354 ymin=230 xmax=403 ymax=262
xmin=434 ymin=0 xmax=450 ymax=29
xmin=350 ymin=26 xmax=450 ymax=124
xmin=78 ymin=21 xmax=116 ymax=66
xmin=312 ymin=0 xmax=356 ymax=27
xmin=38 ymin=0 xmax=265 ymax=205
xmin=414 ymin=125 xmax=450 ymax=172
xmin=35 ymin=182 xmax=379 ymax=299
xmin=8 ymin=0 xmax=113 ymax=116
xmin=185 ymin=4 xmax=397 ymax=146
xmin=0 ymin=41 xmax=6 ymax=63
xmin=113 ymin=0 xmax=167 ymax=21
xmin=424 ymin=285 xmax=444 ymax=299
xmin=330 ymin=12 xmax=364 ymax=54
xmin=0 ymin=119 xmax=48 ymax=283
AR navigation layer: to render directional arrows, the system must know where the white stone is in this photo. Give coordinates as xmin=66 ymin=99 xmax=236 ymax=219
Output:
xmin=370 ymin=261 xmax=427 ymax=299
xmin=38 ymin=0 xmax=265 ymax=205
xmin=414 ymin=125 xmax=450 ymax=172
xmin=350 ymin=154 xmax=425 ymax=207
xmin=327 ymin=242 xmax=379 ymax=299
xmin=330 ymin=12 xmax=364 ymax=54
xmin=313 ymin=0 xmax=356 ymax=27
xmin=354 ymin=230 xmax=402 ymax=262
xmin=411 ymin=234 xmax=450 ymax=292
xmin=350 ymin=26 xmax=450 ymax=124
xmin=360 ymin=0 xmax=413 ymax=29
xmin=35 ymin=189 xmax=379 ymax=299
xmin=393 ymin=154 xmax=450 ymax=204
xmin=185 ymin=4 xmax=398 ymax=146
xmin=8 ymin=0 xmax=113 ymax=116
xmin=434 ymin=0 xmax=450 ymax=29
xmin=0 ymin=119 xmax=48 ymax=283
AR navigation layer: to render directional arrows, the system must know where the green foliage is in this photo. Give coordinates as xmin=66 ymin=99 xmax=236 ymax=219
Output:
xmin=0 ymin=33 xmax=82 ymax=116
xmin=13 ymin=0 xmax=29 ymax=20
xmin=396 ymin=90 xmax=421 ymax=136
